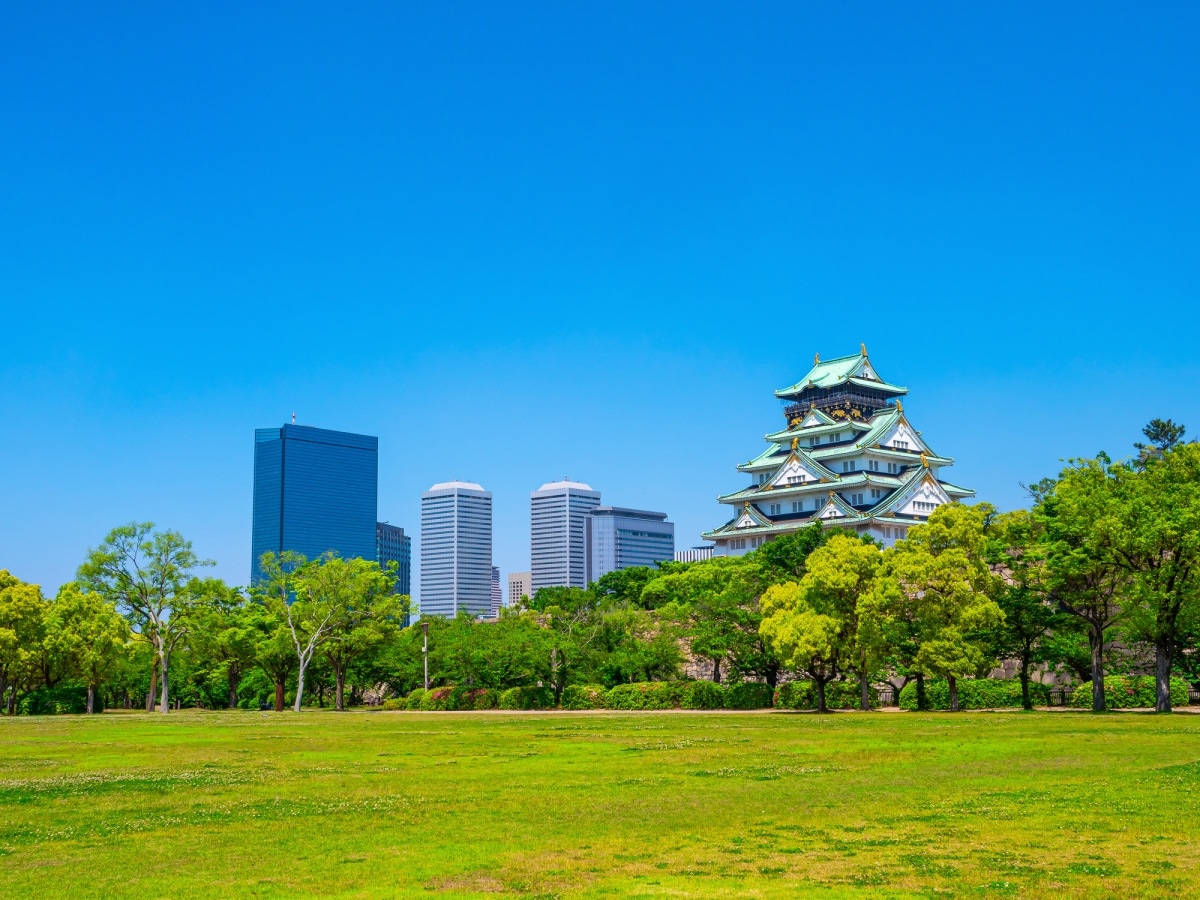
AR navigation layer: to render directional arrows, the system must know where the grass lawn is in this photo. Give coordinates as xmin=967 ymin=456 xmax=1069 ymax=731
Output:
xmin=1 ymin=709 xmax=1198 ymax=899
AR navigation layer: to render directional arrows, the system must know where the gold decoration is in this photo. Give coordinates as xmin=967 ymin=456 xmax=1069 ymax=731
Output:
xmin=813 ymin=352 xmax=820 ymax=365
xmin=850 ymin=408 xmax=863 ymax=419
xmin=789 ymin=417 xmax=802 ymax=428
xmin=831 ymin=409 xmax=846 ymax=419
xmin=920 ymin=451 xmax=929 ymax=468
xmin=790 ymin=437 xmax=799 ymax=450
xmin=860 ymin=342 xmax=867 ymax=356
xmin=896 ymin=400 xmax=903 ymax=413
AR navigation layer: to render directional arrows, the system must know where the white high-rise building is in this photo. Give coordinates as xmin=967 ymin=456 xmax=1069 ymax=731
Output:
xmin=490 ymin=566 xmax=502 ymax=617
xmin=530 ymin=480 xmax=601 ymax=592
xmin=419 ymin=481 xmax=493 ymax=618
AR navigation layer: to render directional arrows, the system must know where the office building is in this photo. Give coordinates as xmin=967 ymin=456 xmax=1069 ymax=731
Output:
xmin=531 ymin=480 xmax=601 ymax=592
xmin=586 ymin=507 xmax=675 ymax=583
xmin=674 ymin=545 xmax=715 ymax=563
xmin=705 ymin=346 xmax=973 ymax=554
xmin=491 ymin=566 xmax=502 ymax=617
xmin=508 ymin=571 xmax=532 ymax=607
xmin=419 ymin=481 xmax=493 ymax=618
xmin=376 ymin=522 xmax=412 ymax=624
xmin=251 ymin=424 xmax=377 ymax=583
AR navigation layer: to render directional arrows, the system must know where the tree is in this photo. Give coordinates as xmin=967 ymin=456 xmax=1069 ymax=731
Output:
xmin=0 ymin=571 xmax=48 ymax=714
xmin=1134 ymin=418 xmax=1186 ymax=469
xmin=317 ymin=558 xmax=402 ymax=710
xmin=985 ymin=510 xmax=1066 ymax=711
xmin=77 ymin=523 xmax=214 ymax=714
xmin=253 ymin=609 xmax=297 ymax=712
xmin=255 ymin=551 xmax=337 ymax=712
xmin=1104 ymin=443 xmax=1200 ymax=712
xmin=189 ymin=581 xmax=258 ymax=709
xmin=1037 ymin=456 xmax=1131 ymax=712
xmin=45 ymin=584 xmax=132 ymax=713
xmin=759 ymin=535 xmax=882 ymax=712
xmin=866 ymin=505 xmax=1003 ymax=711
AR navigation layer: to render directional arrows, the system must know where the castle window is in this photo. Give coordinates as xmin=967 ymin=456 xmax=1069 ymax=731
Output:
xmin=792 ymin=501 xmax=802 ymax=513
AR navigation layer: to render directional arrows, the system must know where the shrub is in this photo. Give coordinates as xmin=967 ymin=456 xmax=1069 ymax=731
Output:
xmin=17 ymin=686 xmax=94 ymax=715
xmin=604 ymin=682 xmax=682 ymax=710
xmin=381 ymin=698 xmax=405 ymax=711
xmin=405 ymin=688 xmax=426 ymax=710
xmin=498 ymin=686 xmax=555 ymax=710
xmin=419 ymin=686 xmax=456 ymax=711
xmin=899 ymin=678 xmax=1051 ymax=710
xmin=725 ymin=681 xmax=773 ymax=710
xmin=469 ymin=688 xmax=499 ymax=710
xmin=561 ymin=684 xmax=608 ymax=710
xmin=773 ymin=680 xmax=876 ymax=710
xmin=681 ymin=680 xmax=726 ymax=710
xmin=1069 ymin=675 xmax=1189 ymax=709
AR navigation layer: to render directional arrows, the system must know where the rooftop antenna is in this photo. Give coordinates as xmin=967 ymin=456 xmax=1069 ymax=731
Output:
xmin=291 ymin=412 xmax=296 ymax=425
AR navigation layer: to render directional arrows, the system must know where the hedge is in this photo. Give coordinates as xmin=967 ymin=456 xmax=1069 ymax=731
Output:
xmin=498 ymin=686 xmax=555 ymax=710
xmin=404 ymin=688 xmax=426 ymax=710
xmin=561 ymin=684 xmax=608 ymax=710
xmin=681 ymin=680 xmax=726 ymax=710
xmin=774 ymin=680 xmax=878 ymax=710
xmin=725 ymin=682 xmax=773 ymax=710
xmin=604 ymin=682 xmax=682 ymax=710
xmin=1069 ymin=675 xmax=1189 ymax=709
xmin=17 ymin=686 xmax=97 ymax=715
xmin=419 ymin=686 xmax=456 ymax=711
xmin=899 ymin=678 xmax=1050 ymax=710
xmin=381 ymin=697 xmax=405 ymax=710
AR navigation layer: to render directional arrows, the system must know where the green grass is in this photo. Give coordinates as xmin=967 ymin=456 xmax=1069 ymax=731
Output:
xmin=2 ymin=709 xmax=1198 ymax=898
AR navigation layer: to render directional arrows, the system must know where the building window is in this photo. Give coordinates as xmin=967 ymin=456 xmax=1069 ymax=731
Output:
xmin=851 ymin=493 xmax=864 ymax=505
xmin=769 ymin=503 xmax=781 ymax=516
xmin=893 ymin=440 xmax=909 ymax=450
xmin=792 ymin=501 xmax=802 ymax=513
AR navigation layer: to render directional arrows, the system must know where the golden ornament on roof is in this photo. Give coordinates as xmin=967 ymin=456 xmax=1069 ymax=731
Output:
xmin=860 ymin=342 xmax=867 ymax=356
xmin=813 ymin=352 xmax=820 ymax=365
xmin=896 ymin=400 xmax=903 ymax=413
xmin=791 ymin=437 xmax=799 ymax=450
xmin=921 ymin=451 xmax=929 ymax=468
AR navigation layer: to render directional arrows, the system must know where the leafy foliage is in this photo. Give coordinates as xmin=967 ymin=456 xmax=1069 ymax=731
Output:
xmin=1069 ymin=675 xmax=1188 ymax=710
xmin=898 ymin=678 xmax=1050 ymax=710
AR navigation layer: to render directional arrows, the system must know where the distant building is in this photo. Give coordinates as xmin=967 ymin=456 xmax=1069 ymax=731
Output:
xmin=508 ymin=571 xmax=532 ymax=607
xmin=419 ymin=481 xmax=493 ymax=619
xmin=251 ymin=424 xmax=377 ymax=583
xmin=531 ymin=480 xmax=601 ymax=592
xmin=376 ymin=522 xmax=412 ymax=625
xmin=586 ymin=507 xmax=675 ymax=583
xmin=674 ymin=545 xmax=714 ymax=563
xmin=491 ymin=566 xmax=502 ymax=617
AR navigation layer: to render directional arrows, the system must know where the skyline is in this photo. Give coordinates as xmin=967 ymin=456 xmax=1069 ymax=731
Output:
xmin=3 ymin=5 xmax=1199 ymax=592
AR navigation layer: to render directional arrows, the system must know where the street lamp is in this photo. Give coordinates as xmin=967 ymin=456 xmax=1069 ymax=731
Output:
xmin=421 ymin=621 xmax=430 ymax=691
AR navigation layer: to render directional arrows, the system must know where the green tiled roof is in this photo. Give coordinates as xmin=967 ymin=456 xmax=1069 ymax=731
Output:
xmin=775 ymin=351 xmax=907 ymax=398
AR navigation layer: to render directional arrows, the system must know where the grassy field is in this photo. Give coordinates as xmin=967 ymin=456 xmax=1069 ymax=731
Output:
xmin=2 ymin=709 xmax=1198 ymax=899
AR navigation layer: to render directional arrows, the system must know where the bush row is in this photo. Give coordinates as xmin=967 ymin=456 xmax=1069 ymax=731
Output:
xmin=1069 ymin=675 xmax=1189 ymax=709
xmin=898 ymin=678 xmax=1051 ymax=710
xmin=775 ymin=680 xmax=879 ymax=710
xmin=16 ymin=686 xmax=101 ymax=715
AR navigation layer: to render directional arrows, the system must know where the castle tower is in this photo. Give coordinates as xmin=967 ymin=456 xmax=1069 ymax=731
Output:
xmin=703 ymin=347 xmax=973 ymax=554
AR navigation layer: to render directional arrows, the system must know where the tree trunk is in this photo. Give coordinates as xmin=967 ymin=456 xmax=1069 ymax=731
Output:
xmin=335 ymin=666 xmax=346 ymax=711
xmin=228 ymin=666 xmax=239 ymax=709
xmin=711 ymin=658 xmax=721 ymax=683
xmin=1089 ymin=623 xmax=1106 ymax=713
xmin=1019 ymin=654 xmax=1031 ymax=711
xmin=1156 ymin=636 xmax=1173 ymax=713
xmin=859 ymin=671 xmax=870 ymax=712
xmin=915 ymin=674 xmax=928 ymax=711
xmin=87 ymin=684 xmax=95 ymax=715
xmin=948 ymin=675 xmax=959 ymax=712
xmin=146 ymin=660 xmax=158 ymax=713
xmin=294 ymin=664 xmax=307 ymax=712
xmin=815 ymin=677 xmax=828 ymax=713
xmin=273 ymin=680 xmax=285 ymax=712
xmin=158 ymin=653 xmax=170 ymax=715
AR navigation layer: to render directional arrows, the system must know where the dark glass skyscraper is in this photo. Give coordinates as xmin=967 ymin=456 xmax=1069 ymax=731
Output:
xmin=376 ymin=522 xmax=412 ymax=597
xmin=251 ymin=424 xmax=378 ymax=583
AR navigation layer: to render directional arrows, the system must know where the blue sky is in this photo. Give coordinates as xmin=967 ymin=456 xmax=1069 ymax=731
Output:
xmin=3 ymin=4 xmax=1198 ymax=594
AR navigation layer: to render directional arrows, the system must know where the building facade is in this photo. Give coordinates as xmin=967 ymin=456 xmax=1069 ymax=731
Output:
xmin=251 ymin=424 xmax=378 ymax=583
xmin=490 ymin=566 xmax=502 ymax=617
xmin=674 ymin=545 xmax=715 ymax=563
xmin=585 ymin=507 xmax=674 ymax=583
xmin=508 ymin=571 xmax=532 ymax=607
xmin=376 ymin=522 xmax=412 ymax=620
xmin=530 ymin=480 xmax=601 ymax=592
xmin=419 ymin=481 xmax=493 ymax=619
xmin=704 ymin=347 xmax=973 ymax=554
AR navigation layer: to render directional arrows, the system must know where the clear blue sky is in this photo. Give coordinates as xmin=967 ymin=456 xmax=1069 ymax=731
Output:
xmin=3 ymin=4 xmax=1198 ymax=595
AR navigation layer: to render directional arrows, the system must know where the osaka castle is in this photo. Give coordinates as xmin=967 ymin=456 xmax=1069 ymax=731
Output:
xmin=703 ymin=346 xmax=973 ymax=555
